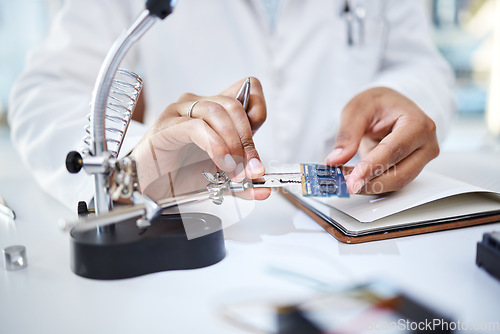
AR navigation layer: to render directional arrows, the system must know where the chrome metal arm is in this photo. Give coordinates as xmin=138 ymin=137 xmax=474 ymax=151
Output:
xmin=90 ymin=10 xmax=157 ymax=214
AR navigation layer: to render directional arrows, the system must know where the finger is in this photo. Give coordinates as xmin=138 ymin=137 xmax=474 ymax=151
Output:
xmin=176 ymin=92 xmax=201 ymax=103
xmin=206 ymin=95 xmax=265 ymax=177
xmin=174 ymin=100 xmax=246 ymax=168
xmin=211 ymin=90 xmax=265 ymax=178
xmin=172 ymin=96 xmax=255 ymax=170
xmin=324 ymin=98 xmax=371 ymax=166
xmin=253 ymin=188 xmax=272 ymax=200
xmin=152 ymin=118 xmax=238 ymax=173
xmin=356 ymin=145 xmax=436 ymax=195
xmin=232 ymin=187 xmax=272 ymax=201
xmin=240 ymin=77 xmax=267 ymax=133
xmin=341 ymin=165 xmax=355 ymax=176
xmin=346 ymin=117 xmax=438 ymax=194
xmin=219 ymin=77 xmax=266 ymax=135
xmin=177 ymin=78 xmax=267 ymax=135
xmin=174 ymin=77 xmax=267 ymax=178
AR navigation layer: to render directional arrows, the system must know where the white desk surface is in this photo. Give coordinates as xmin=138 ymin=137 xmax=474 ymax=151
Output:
xmin=1 ymin=125 xmax=500 ymax=334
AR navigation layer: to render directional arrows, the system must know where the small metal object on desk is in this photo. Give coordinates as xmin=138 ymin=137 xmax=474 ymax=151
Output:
xmin=0 ymin=196 xmax=16 ymax=221
xmin=3 ymin=245 xmax=28 ymax=271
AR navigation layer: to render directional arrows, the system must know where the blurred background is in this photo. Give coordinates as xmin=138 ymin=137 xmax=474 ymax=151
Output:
xmin=0 ymin=0 xmax=499 ymax=151
xmin=427 ymin=0 xmax=500 ymax=151
xmin=0 ymin=0 xmax=62 ymax=121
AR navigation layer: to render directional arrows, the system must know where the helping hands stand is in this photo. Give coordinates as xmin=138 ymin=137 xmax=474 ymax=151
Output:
xmin=64 ymin=0 xmax=227 ymax=280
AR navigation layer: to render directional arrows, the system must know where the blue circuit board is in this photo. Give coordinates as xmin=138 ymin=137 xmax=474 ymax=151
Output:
xmin=300 ymin=164 xmax=350 ymax=198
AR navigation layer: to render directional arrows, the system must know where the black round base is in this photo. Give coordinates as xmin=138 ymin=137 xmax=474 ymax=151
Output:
xmin=70 ymin=213 xmax=226 ymax=280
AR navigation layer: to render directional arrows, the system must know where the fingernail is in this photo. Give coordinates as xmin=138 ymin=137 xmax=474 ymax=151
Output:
xmin=223 ymin=154 xmax=236 ymax=171
xmin=352 ymin=179 xmax=364 ymax=194
xmin=326 ymin=148 xmax=343 ymax=163
xmin=248 ymin=158 xmax=265 ymax=175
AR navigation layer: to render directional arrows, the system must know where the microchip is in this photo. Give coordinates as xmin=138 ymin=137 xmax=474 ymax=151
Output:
xmin=318 ymin=178 xmax=337 ymax=186
xmin=316 ymin=169 xmax=334 ymax=177
xmin=319 ymin=184 xmax=337 ymax=194
xmin=314 ymin=165 xmax=335 ymax=177
xmin=300 ymin=164 xmax=349 ymax=198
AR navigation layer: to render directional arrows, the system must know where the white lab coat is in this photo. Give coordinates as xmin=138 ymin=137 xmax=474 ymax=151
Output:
xmin=9 ymin=0 xmax=456 ymax=211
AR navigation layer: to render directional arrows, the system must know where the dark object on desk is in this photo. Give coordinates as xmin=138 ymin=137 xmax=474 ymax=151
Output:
xmin=476 ymin=231 xmax=500 ymax=281
xmin=277 ymin=287 xmax=452 ymax=334
xmin=70 ymin=213 xmax=225 ymax=279
xmin=277 ymin=306 xmax=322 ymax=334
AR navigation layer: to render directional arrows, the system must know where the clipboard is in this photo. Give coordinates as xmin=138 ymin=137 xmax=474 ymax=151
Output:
xmin=281 ymin=170 xmax=500 ymax=244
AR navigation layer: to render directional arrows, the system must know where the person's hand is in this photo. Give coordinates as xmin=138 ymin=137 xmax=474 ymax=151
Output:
xmin=131 ymin=77 xmax=271 ymax=201
xmin=325 ymin=87 xmax=440 ymax=195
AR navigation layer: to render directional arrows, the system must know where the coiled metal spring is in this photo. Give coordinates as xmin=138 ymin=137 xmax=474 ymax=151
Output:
xmin=84 ymin=69 xmax=143 ymax=157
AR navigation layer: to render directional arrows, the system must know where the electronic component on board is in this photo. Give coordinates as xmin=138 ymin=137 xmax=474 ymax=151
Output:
xmin=300 ymin=164 xmax=349 ymax=198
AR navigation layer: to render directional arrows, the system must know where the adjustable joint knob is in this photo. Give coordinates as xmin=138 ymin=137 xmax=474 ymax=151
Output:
xmin=146 ymin=0 xmax=175 ymax=19
xmin=66 ymin=151 xmax=83 ymax=174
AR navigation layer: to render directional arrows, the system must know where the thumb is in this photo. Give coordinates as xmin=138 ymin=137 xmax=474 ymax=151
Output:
xmin=325 ymin=103 xmax=369 ymax=166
